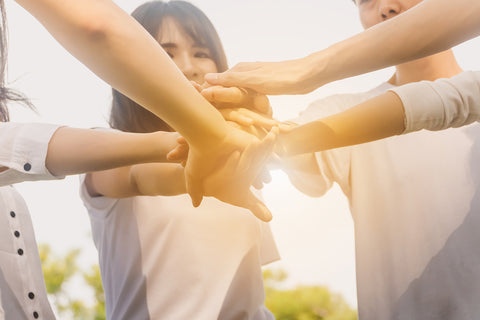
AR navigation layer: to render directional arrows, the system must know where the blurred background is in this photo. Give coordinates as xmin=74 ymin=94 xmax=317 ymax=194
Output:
xmin=6 ymin=0 xmax=480 ymax=318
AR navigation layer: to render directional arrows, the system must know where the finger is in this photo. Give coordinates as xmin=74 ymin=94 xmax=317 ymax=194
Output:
xmin=166 ymin=144 xmax=189 ymax=161
xmin=251 ymin=127 xmax=279 ymax=166
xmin=190 ymin=81 xmax=203 ymax=93
xmin=202 ymin=86 xmax=245 ymax=106
xmin=226 ymin=120 xmax=242 ymax=129
xmin=220 ymin=109 xmax=254 ymax=127
xmin=205 ymin=71 xmax=249 ymax=88
xmin=251 ymin=94 xmax=272 ymax=115
xmin=185 ymin=169 xmax=203 ymax=207
xmin=252 ymin=175 xmax=264 ymax=190
xmin=237 ymin=108 xmax=279 ymax=130
xmin=259 ymin=168 xmax=272 ymax=184
xmin=177 ymin=136 xmax=187 ymax=144
xmin=245 ymin=190 xmax=272 ymax=222
xmin=278 ymin=121 xmax=296 ymax=133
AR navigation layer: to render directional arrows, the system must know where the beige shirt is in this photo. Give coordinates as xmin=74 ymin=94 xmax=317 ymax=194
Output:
xmin=290 ymin=84 xmax=480 ymax=320
xmin=0 ymin=122 xmax=61 ymax=320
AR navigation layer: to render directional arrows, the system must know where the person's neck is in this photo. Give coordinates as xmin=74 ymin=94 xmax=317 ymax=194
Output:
xmin=388 ymin=49 xmax=463 ymax=86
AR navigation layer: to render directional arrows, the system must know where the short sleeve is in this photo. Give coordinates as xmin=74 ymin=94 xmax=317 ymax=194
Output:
xmin=286 ymin=94 xmax=361 ymax=198
xmin=390 ymin=71 xmax=480 ymax=133
xmin=0 ymin=122 xmax=64 ymax=186
xmin=79 ymin=174 xmax=118 ymax=218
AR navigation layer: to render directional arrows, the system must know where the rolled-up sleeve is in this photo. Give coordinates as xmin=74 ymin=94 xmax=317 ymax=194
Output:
xmin=390 ymin=71 xmax=480 ymax=133
xmin=0 ymin=122 xmax=64 ymax=186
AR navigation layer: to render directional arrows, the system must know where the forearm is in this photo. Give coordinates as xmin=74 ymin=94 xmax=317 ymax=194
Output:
xmin=16 ymin=0 xmax=229 ymax=146
xmin=306 ymin=0 xmax=480 ymax=87
xmin=278 ymin=91 xmax=405 ymax=155
xmin=86 ymin=163 xmax=185 ymax=198
xmin=46 ymin=127 xmax=178 ymax=176
xmin=131 ymin=163 xmax=186 ymax=196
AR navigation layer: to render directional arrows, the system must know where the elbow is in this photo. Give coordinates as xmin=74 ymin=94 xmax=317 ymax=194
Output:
xmin=79 ymin=19 xmax=109 ymax=43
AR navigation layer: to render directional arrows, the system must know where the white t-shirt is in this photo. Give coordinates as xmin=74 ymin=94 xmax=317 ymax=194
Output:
xmin=0 ymin=122 xmax=62 ymax=320
xmin=80 ymin=176 xmax=280 ymax=320
xmin=290 ymin=83 xmax=480 ymax=320
xmin=390 ymin=70 xmax=480 ymax=133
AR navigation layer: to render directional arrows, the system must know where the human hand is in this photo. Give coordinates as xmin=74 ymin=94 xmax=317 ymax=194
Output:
xmin=166 ymin=135 xmax=189 ymax=166
xmin=204 ymin=57 xmax=318 ymax=95
xmin=219 ymin=107 xmax=281 ymax=131
xmin=184 ymin=126 xmax=279 ymax=221
xmin=200 ymin=84 xmax=272 ymax=115
xmin=167 ymin=123 xmax=274 ymax=192
xmin=202 ymin=127 xmax=279 ymax=221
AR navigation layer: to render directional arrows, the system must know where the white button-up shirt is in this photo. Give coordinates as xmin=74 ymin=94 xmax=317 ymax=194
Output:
xmin=0 ymin=122 xmax=62 ymax=320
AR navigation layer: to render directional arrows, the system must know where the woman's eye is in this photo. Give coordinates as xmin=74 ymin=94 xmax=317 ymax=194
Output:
xmin=194 ymin=51 xmax=211 ymax=59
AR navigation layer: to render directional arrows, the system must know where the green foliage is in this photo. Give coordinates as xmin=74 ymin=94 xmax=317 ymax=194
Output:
xmin=263 ymin=269 xmax=357 ymax=320
xmin=83 ymin=265 xmax=106 ymax=320
xmin=39 ymin=244 xmax=105 ymax=320
xmin=40 ymin=245 xmax=356 ymax=320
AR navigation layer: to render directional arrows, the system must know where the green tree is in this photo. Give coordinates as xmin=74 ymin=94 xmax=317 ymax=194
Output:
xmin=39 ymin=244 xmax=105 ymax=320
xmin=40 ymin=245 xmax=357 ymax=320
xmin=264 ymin=269 xmax=357 ymax=320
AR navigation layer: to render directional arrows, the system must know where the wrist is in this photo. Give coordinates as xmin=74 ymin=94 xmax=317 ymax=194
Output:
xmin=148 ymin=131 xmax=180 ymax=162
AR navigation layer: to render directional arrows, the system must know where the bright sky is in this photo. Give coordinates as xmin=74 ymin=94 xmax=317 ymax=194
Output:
xmin=6 ymin=0 xmax=480 ymax=310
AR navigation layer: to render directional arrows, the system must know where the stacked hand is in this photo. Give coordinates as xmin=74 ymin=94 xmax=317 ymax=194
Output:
xmin=169 ymin=124 xmax=278 ymax=222
xmin=203 ymin=57 xmax=319 ymax=95
xmin=168 ymin=81 xmax=292 ymax=222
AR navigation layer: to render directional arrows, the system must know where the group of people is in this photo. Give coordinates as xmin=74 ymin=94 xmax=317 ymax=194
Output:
xmin=1 ymin=0 xmax=480 ymax=319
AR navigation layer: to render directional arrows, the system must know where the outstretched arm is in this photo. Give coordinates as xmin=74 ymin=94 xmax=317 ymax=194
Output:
xmin=277 ymin=92 xmax=405 ymax=156
xmin=45 ymin=127 xmax=179 ymax=176
xmin=205 ymin=0 xmax=480 ymax=94
xmin=85 ymin=163 xmax=185 ymax=199
xmin=278 ymin=70 xmax=480 ymax=155
xmin=16 ymin=0 xmax=275 ymax=212
xmin=16 ymin=0 xmax=229 ymax=144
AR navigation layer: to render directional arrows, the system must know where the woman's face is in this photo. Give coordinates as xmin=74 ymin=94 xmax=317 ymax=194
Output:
xmin=157 ymin=17 xmax=218 ymax=84
xmin=355 ymin=0 xmax=423 ymax=29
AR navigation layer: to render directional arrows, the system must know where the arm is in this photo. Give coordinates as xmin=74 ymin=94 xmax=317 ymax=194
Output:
xmin=16 ymin=0 xmax=273 ymax=214
xmin=278 ymin=70 xmax=480 ymax=154
xmin=46 ymin=127 xmax=179 ymax=176
xmin=0 ymin=123 xmax=179 ymax=185
xmin=85 ymin=163 xmax=185 ymax=198
xmin=205 ymin=0 xmax=480 ymax=94
xmin=16 ymin=0 xmax=228 ymax=144
xmin=276 ymin=91 xmax=405 ymax=155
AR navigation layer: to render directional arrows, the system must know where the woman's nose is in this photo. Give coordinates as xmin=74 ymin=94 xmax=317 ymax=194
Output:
xmin=177 ymin=54 xmax=198 ymax=80
xmin=378 ymin=0 xmax=402 ymax=20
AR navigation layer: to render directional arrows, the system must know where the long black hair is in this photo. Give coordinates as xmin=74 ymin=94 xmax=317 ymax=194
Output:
xmin=109 ymin=0 xmax=228 ymax=133
xmin=0 ymin=0 xmax=33 ymax=122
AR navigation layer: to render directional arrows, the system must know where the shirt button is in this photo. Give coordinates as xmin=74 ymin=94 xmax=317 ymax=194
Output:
xmin=33 ymin=311 xmax=39 ymax=318
xmin=10 ymin=211 xmax=15 ymax=218
xmin=28 ymin=292 xmax=35 ymax=299
xmin=17 ymin=249 xmax=24 ymax=256
xmin=14 ymin=231 xmax=20 ymax=237
xmin=24 ymin=163 xmax=32 ymax=171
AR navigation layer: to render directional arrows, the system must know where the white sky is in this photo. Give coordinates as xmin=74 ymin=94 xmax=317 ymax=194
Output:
xmin=5 ymin=0 xmax=480 ymax=309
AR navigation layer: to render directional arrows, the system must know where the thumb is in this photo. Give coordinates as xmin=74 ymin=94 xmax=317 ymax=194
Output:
xmin=185 ymin=171 xmax=203 ymax=207
xmin=245 ymin=190 xmax=272 ymax=222
xmin=205 ymin=72 xmax=244 ymax=88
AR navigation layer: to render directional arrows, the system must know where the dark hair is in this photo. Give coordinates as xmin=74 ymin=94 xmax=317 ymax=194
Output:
xmin=109 ymin=0 xmax=228 ymax=133
xmin=0 ymin=0 xmax=33 ymax=122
